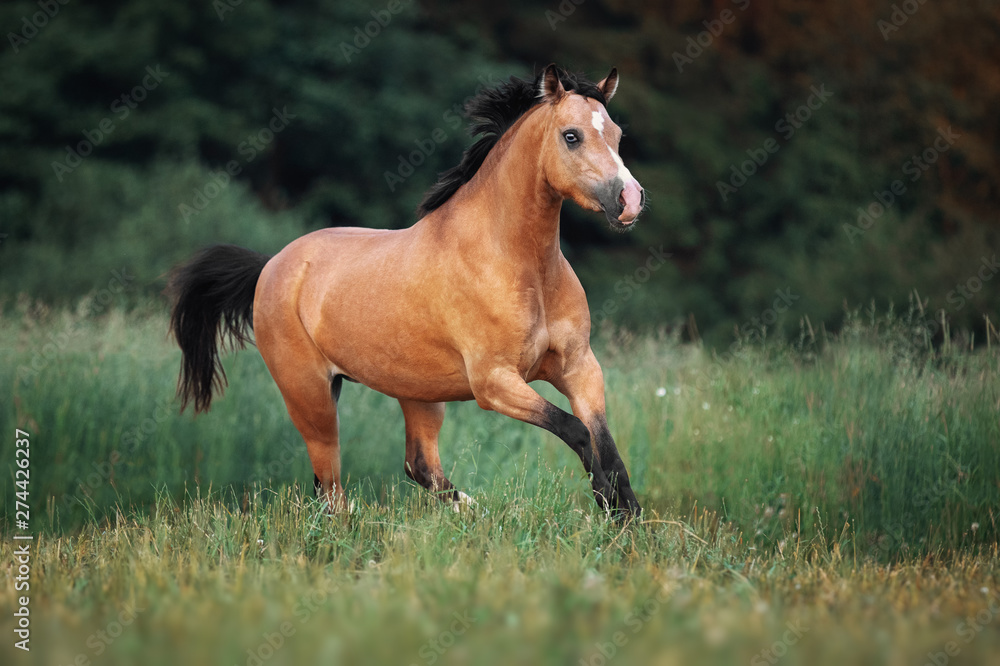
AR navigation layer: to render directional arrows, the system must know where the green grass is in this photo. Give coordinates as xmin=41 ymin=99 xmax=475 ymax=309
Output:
xmin=1 ymin=303 xmax=999 ymax=665
xmin=2 ymin=486 xmax=1000 ymax=666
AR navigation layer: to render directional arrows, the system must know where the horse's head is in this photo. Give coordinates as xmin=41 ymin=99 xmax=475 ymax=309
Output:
xmin=536 ymin=64 xmax=645 ymax=231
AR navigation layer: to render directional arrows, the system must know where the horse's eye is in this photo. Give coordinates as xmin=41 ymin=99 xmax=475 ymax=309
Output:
xmin=563 ymin=130 xmax=579 ymax=145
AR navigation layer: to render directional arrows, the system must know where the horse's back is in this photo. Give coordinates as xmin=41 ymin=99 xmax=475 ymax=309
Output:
xmin=258 ymin=225 xmax=410 ymax=287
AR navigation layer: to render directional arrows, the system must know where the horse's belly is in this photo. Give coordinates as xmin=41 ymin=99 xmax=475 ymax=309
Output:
xmin=360 ymin=372 xmax=475 ymax=403
xmin=317 ymin=325 xmax=475 ymax=402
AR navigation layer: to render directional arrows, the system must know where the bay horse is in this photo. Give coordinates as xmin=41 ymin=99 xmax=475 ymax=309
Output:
xmin=168 ymin=65 xmax=645 ymax=518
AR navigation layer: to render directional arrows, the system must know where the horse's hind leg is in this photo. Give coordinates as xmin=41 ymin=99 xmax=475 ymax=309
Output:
xmin=258 ymin=339 xmax=345 ymax=511
xmin=286 ymin=373 xmax=344 ymax=511
xmin=399 ymin=399 xmax=468 ymax=506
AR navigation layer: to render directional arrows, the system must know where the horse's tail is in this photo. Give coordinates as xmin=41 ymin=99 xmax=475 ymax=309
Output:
xmin=166 ymin=244 xmax=271 ymax=414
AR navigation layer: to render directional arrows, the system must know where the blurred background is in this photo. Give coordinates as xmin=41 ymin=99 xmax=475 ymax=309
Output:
xmin=0 ymin=0 xmax=998 ymax=586
xmin=2 ymin=0 xmax=998 ymax=348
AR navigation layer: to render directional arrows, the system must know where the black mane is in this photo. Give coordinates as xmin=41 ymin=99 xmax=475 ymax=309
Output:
xmin=416 ymin=67 xmax=608 ymax=218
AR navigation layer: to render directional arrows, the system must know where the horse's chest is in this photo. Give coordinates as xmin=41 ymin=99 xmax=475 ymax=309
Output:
xmin=512 ymin=289 xmax=555 ymax=377
xmin=518 ymin=324 xmax=551 ymax=379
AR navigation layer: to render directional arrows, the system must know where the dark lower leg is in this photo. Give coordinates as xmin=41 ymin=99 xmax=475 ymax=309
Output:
xmin=549 ymin=352 xmax=642 ymax=519
xmin=541 ymin=404 xmax=617 ymax=512
xmin=470 ymin=368 xmax=617 ymax=513
xmin=590 ymin=414 xmax=641 ymax=516
xmin=404 ymin=445 xmax=458 ymax=501
xmin=400 ymin=400 xmax=458 ymax=502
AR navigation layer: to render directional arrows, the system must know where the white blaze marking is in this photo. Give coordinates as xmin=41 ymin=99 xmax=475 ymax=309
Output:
xmin=609 ymin=145 xmax=634 ymax=184
xmin=592 ymin=109 xmax=634 ymax=184
xmin=591 ymin=110 xmax=604 ymax=136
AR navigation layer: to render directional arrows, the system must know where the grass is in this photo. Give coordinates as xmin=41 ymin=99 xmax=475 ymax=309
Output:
xmin=2 ymin=486 xmax=1000 ymax=666
xmin=1 ymin=301 xmax=999 ymax=665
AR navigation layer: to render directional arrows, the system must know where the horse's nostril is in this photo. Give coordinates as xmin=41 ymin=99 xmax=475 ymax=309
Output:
xmin=618 ymin=189 xmax=626 ymax=206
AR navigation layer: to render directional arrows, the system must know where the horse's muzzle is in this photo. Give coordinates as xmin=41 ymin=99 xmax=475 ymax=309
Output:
xmin=598 ymin=177 xmax=645 ymax=230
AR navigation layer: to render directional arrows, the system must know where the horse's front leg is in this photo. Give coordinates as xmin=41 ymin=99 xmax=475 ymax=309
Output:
xmin=469 ymin=367 xmax=619 ymax=514
xmin=549 ymin=348 xmax=642 ymax=518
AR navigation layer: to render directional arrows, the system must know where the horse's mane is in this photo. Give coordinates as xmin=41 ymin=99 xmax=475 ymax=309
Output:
xmin=416 ymin=67 xmax=608 ymax=219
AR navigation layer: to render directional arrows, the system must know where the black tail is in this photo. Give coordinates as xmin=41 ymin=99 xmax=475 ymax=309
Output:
xmin=166 ymin=244 xmax=271 ymax=413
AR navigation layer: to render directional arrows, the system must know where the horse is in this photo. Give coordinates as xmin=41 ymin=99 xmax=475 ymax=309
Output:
xmin=167 ymin=64 xmax=646 ymax=519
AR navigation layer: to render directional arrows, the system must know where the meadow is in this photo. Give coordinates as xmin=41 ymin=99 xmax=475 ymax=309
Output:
xmin=2 ymin=301 xmax=999 ymax=665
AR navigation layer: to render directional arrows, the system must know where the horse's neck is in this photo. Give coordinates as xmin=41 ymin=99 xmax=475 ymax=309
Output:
xmin=455 ymin=113 xmax=564 ymax=272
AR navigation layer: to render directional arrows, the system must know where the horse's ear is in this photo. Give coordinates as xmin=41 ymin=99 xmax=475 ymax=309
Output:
xmin=538 ymin=63 xmax=566 ymax=103
xmin=598 ymin=67 xmax=619 ymax=103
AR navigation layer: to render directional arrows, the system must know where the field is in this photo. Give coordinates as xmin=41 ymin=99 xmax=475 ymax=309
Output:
xmin=2 ymin=303 xmax=1000 ymax=665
